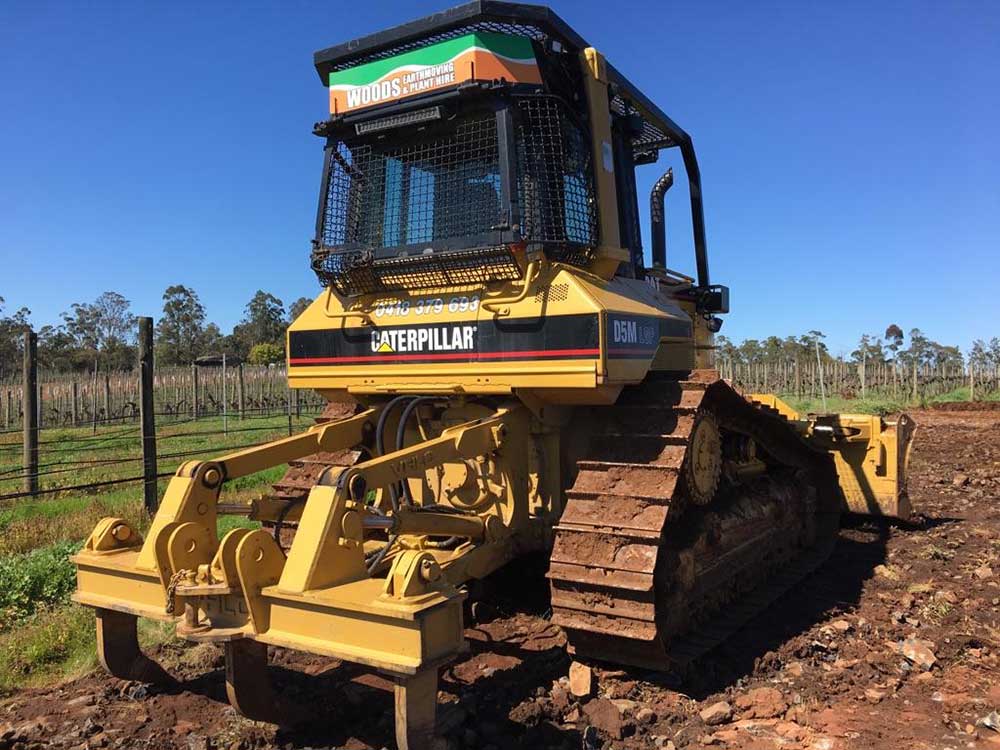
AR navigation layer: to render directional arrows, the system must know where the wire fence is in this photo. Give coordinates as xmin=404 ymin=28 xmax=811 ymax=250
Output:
xmin=0 ymin=364 xmax=326 ymax=431
xmin=4 ymin=350 xmax=997 ymax=509
xmin=0 ymin=415 xmax=321 ymax=506
xmin=719 ymin=360 xmax=1000 ymax=401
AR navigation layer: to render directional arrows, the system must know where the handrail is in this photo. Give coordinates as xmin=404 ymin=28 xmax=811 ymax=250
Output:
xmin=322 ymin=288 xmax=373 ymax=325
xmin=480 ymin=261 xmax=540 ymax=316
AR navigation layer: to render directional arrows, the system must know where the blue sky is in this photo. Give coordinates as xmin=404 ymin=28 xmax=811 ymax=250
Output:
xmin=1 ymin=0 xmax=997 ymax=357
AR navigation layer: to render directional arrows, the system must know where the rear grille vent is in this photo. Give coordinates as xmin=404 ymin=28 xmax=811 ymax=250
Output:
xmin=535 ymin=284 xmax=569 ymax=303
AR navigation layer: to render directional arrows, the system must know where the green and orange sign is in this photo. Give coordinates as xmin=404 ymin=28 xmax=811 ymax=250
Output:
xmin=329 ymin=32 xmax=542 ymax=114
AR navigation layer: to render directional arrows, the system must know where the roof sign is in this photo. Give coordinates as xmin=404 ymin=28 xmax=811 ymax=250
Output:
xmin=328 ymin=31 xmax=542 ymax=114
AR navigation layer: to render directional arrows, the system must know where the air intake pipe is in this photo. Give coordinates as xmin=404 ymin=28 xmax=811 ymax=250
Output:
xmin=649 ymin=168 xmax=674 ymax=269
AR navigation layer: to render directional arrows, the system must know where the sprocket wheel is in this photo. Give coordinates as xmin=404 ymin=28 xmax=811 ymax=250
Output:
xmin=684 ymin=411 xmax=722 ymax=505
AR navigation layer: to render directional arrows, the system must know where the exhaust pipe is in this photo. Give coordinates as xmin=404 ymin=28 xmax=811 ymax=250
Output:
xmin=650 ymin=168 xmax=674 ymax=269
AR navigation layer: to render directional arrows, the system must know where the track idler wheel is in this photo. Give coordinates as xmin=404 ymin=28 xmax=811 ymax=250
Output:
xmin=684 ymin=411 xmax=722 ymax=505
xmin=95 ymin=608 xmax=173 ymax=684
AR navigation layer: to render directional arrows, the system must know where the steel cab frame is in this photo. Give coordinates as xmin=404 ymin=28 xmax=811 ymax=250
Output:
xmin=310 ymin=0 xmax=718 ymax=304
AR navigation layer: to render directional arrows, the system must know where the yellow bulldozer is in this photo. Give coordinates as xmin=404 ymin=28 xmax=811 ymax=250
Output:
xmin=72 ymin=3 xmax=915 ymax=747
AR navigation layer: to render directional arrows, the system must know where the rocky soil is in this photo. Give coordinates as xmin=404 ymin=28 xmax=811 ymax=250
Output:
xmin=3 ymin=407 xmax=1000 ymax=750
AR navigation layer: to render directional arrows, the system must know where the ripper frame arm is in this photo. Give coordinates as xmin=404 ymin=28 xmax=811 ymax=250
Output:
xmin=130 ymin=408 xmax=379 ymax=571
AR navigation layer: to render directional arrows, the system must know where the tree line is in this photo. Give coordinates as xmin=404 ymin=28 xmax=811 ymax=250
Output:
xmin=3 ymin=295 xmax=998 ymax=382
xmin=0 ymin=287 xmax=313 ymax=378
xmin=716 ymin=325 xmax=998 ymax=372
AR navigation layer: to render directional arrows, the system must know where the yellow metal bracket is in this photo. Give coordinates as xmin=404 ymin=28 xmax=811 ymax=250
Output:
xmin=73 ymin=407 xmax=380 ymax=623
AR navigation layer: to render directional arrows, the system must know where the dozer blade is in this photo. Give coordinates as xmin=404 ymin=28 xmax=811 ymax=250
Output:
xmin=751 ymin=394 xmax=917 ymax=520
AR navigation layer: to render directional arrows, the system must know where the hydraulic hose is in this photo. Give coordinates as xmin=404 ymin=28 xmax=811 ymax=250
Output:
xmin=272 ymin=496 xmax=305 ymax=552
xmin=375 ymin=395 xmax=415 ymax=511
xmin=366 ymin=534 xmax=396 ymax=574
xmin=366 ymin=395 xmax=420 ymax=574
xmin=395 ymin=397 xmax=437 ymax=505
xmin=376 ymin=395 xmax=415 ymax=457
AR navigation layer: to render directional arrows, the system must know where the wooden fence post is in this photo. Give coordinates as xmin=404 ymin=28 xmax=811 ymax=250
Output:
xmin=22 ymin=330 xmax=38 ymax=497
xmin=102 ymin=374 xmax=110 ymax=424
xmin=139 ymin=318 xmax=158 ymax=515
xmin=860 ymin=350 xmax=866 ymax=399
xmin=814 ymin=341 xmax=827 ymax=411
xmin=222 ymin=353 xmax=228 ymax=436
xmin=71 ymin=381 xmax=79 ymax=427
xmin=192 ymin=364 xmax=200 ymax=421
xmin=91 ymin=363 xmax=98 ymax=434
xmin=238 ymin=364 xmax=245 ymax=420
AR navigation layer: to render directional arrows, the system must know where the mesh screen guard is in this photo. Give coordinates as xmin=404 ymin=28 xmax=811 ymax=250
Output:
xmin=312 ymin=95 xmax=598 ymax=296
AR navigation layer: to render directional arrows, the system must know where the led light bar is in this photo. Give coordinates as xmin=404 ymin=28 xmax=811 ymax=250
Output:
xmin=354 ymin=106 xmax=442 ymax=135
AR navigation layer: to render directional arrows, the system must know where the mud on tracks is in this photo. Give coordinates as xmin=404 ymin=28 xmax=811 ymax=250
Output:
xmin=3 ymin=408 xmax=1000 ymax=749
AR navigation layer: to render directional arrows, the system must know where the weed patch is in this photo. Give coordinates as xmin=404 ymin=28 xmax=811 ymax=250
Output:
xmin=0 ymin=604 xmax=95 ymax=694
xmin=0 ymin=542 xmax=80 ymax=629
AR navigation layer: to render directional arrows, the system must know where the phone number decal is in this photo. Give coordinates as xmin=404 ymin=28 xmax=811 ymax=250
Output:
xmin=373 ymin=296 xmax=480 ymax=318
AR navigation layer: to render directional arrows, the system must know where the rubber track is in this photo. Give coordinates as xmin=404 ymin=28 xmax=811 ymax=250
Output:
xmin=548 ymin=370 xmax=841 ymax=671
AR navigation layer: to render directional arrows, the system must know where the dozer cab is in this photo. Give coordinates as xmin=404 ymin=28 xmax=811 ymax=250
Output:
xmin=72 ymin=3 xmax=915 ymax=748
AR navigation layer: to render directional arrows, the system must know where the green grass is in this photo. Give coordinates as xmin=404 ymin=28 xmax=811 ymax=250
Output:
xmin=0 ymin=416 xmax=304 ymax=555
xmin=0 ymin=541 xmax=80 ymax=629
xmin=0 ymin=415 xmax=309 ymax=689
xmin=0 ymin=605 xmax=178 ymax=694
xmin=0 ymin=414 xmax=319 ymax=497
xmin=926 ymin=386 xmax=1000 ymax=403
xmin=782 ymin=394 xmax=910 ymax=417
xmin=0 ymin=604 xmax=97 ymax=693
xmin=782 ymin=388 xmax=1000 ymax=417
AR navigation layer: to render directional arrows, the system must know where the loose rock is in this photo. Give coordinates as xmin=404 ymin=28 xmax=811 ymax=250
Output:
xmin=699 ymin=701 xmax=733 ymax=726
xmin=978 ymin=711 xmax=1000 ymax=732
xmin=568 ymin=661 xmax=593 ymax=698
xmin=583 ymin=697 xmax=626 ymax=740
xmin=775 ymin=721 xmax=807 ymax=741
xmin=784 ymin=661 xmax=804 ymax=678
xmin=736 ymin=687 xmax=787 ymax=719
xmin=899 ymin=637 xmax=937 ymax=670
xmin=636 ymin=707 xmax=657 ymax=725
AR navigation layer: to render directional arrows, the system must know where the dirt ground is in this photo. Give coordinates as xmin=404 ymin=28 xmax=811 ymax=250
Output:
xmin=3 ymin=406 xmax=1000 ymax=750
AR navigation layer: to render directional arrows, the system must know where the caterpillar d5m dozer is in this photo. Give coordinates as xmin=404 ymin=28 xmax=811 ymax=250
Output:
xmin=72 ymin=3 xmax=915 ymax=747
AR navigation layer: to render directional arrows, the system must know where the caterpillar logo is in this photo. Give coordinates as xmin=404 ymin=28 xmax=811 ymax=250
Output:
xmin=371 ymin=325 xmax=477 ymax=354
